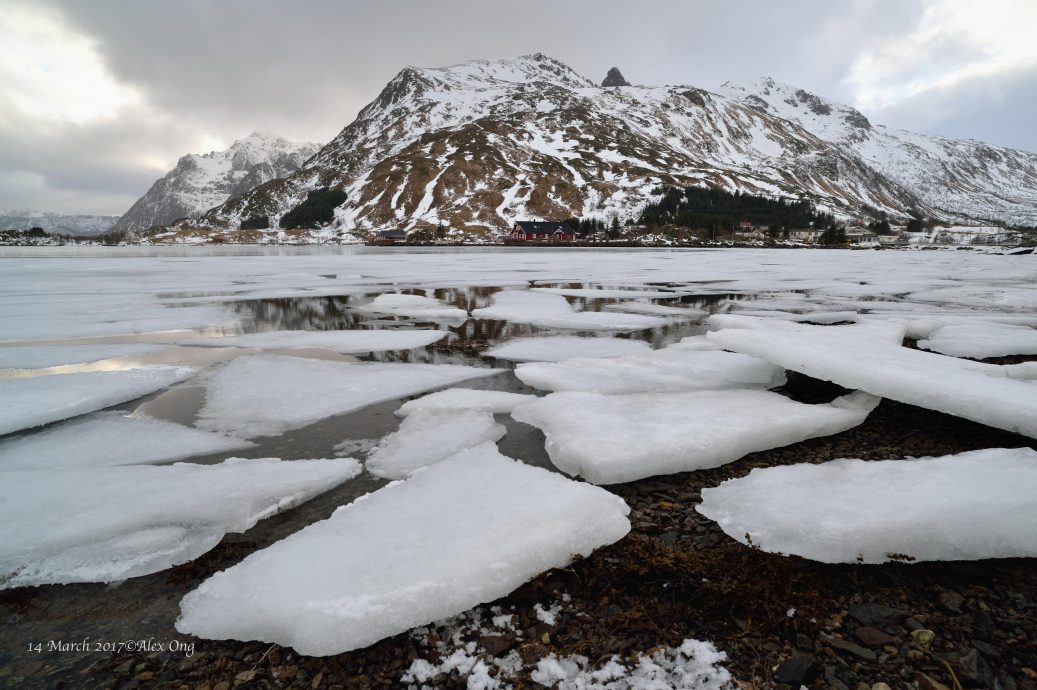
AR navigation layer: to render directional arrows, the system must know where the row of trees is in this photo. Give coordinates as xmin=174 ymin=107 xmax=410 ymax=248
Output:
xmin=637 ymin=187 xmax=836 ymax=233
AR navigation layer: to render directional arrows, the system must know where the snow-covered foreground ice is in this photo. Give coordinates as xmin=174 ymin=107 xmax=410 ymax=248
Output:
xmin=0 ymin=458 xmax=361 ymax=588
xmin=485 ymin=335 xmax=652 ymax=362
xmin=354 ymin=293 xmax=467 ymax=322
xmin=175 ymin=443 xmax=630 ymax=656
xmin=697 ymin=448 xmax=1037 ymax=564
xmin=531 ymin=639 xmax=733 ymax=690
xmin=602 ymin=300 xmax=706 ymax=318
xmin=917 ymin=322 xmax=1037 ymax=359
xmin=0 ymin=413 xmax=253 ymax=470
xmin=395 ymin=388 xmax=536 ymax=417
xmin=516 ymin=346 xmax=785 ymax=394
xmin=196 ymin=354 xmax=499 ymax=438
xmin=512 ymin=390 xmax=879 ymax=484
xmin=180 ymin=328 xmax=445 ymax=353
xmin=0 ymin=367 xmax=195 ymax=436
xmin=0 ymin=343 xmax=161 ymax=370
xmin=707 ymin=326 xmax=1037 ymax=438
xmin=366 ymin=409 xmax=506 ymax=479
xmin=472 ymin=291 xmax=667 ymax=331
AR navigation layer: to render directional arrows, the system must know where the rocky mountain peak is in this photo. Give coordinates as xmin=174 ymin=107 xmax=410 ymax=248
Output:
xmin=601 ymin=67 xmax=631 ymax=87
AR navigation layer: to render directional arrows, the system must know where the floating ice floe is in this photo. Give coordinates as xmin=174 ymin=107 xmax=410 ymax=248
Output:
xmin=366 ymin=409 xmax=506 ymax=479
xmin=485 ymin=336 xmax=652 ymax=362
xmin=0 ymin=367 xmax=195 ymax=436
xmin=697 ymin=447 xmax=1037 ymax=564
xmin=196 ymin=354 xmax=499 ymax=438
xmin=706 ymin=314 xmax=907 ymax=344
xmin=531 ymin=639 xmax=734 ymax=690
xmin=180 ymin=328 xmax=445 ymax=353
xmin=512 ymin=390 xmax=879 ymax=484
xmin=917 ymin=322 xmax=1037 ymax=359
xmin=0 ymin=343 xmax=162 ymax=370
xmin=395 ymin=388 xmax=537 ymax=417
xmin=707 ymin=326 xmax=1037 ymax=438
xmin=354 ymin=293 xmax=468 ymax=322
xmin=0 ymin=412 xmax=253 ymax=470
xmin=602 ymin=300 xmax=706 ymax=318
xmin=472 ymin=291 xmax=667 ymax=331
xmin=175 ymin=442 xmax=630 ymax=656
xmin=0 ymin=457 xmax=361 ymax=588
xmin=530 ymin=287 xmax=687 ymax=299
xmin=515 ymin=345 xmax=785 ymax=394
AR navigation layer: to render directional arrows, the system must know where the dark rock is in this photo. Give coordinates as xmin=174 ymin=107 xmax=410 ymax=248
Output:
xmin=479 ymin=635 xmax=513 ymax=657
xmin=938 ymin=591 xmax=965 ymax=613
xmin=849 ymin=603 xmax=904 ymax=628
xmin=971 ymin=640 xmax=1000 ymax=659
xmin=915 ymin=671 xmax=951 ymax=690
xmin=854 ymin=626 xmax=896 ymax=647
xmin=601 ymin=67 xmax=631 ymax=88
xmin=773 ymin=654 xmax=819 ymax=684
xmin=952 ymin=648 xmax=994 ymax=688
xmin=819 ymin=632 xmax=878 ymax=661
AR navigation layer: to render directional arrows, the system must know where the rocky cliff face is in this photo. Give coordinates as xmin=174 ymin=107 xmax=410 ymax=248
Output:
xmin=113 ymin=133 xmax=320 ymax=232
xmin=154 ymin=54 xmax=1036 ymax=243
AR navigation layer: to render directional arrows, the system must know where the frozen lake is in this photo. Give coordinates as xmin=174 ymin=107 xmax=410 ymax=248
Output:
xmin=1 ymin=246 xmax=1035 ymax=684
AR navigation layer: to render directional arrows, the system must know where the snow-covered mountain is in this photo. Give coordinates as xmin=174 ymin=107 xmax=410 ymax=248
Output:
xmin=156 ymin=54 xmax=1037 ymax=242
xmin=0 ymin=209 xmax=119 ymax=236
xmin=719 ymin=77 xmax=1037 ymax=226
xmin=113 ymin=133 xmax=321 ymax=232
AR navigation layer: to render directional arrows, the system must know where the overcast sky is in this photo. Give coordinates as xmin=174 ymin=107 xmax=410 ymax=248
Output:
xmin=2 ymin=0 xmax=1035 ymax=215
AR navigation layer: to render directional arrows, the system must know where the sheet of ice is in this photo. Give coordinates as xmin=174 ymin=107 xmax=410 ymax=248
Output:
xmin=918 ymin=322 xmax=1037 ymax=358
xmin=531 ymin=639 xmax=734 ymax=690
xmin=515 ymin=345 xmax=785 ymax=394
xmin=472 ymin=291 xmax=667 ymax=331
xmin=707 ymin=327 xmax=1037 ymax=438
xmin=0 ymin=457 xmax=361 ymax=588
xmin=697 ymin=448 xmax=1037 ymax=564
xmin=729 ymin=310 xmax=860 ymax=325
xmin=0 ymin=343 xmax=161 ymax=370
xmin=0 ymin=367 xmax=195 ymax=436
xmin=367 ymin=409 xmax=506 ymax=479
xmin=602 ymin=301 xmax=706 ymax=318
xmin=707 ymin=314 xmax=906 ymax=344
xmin=0 ymin=412 xmax=253 ymax=470
xmin=395 ymin=388 xmax=536 ymax=417
xmin=485 ymin=336 xmax=652 ymax=362
xmin=175 ymin=443 xmax=630 ymax=656
xmin=512 ymin=390 xmax=879 ymax=484
xmin=180 ymin=328 xmax=445 ymax=353
xmin=354 ymin=293 xmax=468 ymax=322
xmin=196 ymin=354 xmax=500 ymax=438
xmin=530 ymin=287 xmax=687 ymax=299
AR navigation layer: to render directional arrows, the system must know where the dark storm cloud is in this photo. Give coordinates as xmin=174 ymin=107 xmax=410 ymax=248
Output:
xmin=1 ymin=0 xmax=1034 ymax=214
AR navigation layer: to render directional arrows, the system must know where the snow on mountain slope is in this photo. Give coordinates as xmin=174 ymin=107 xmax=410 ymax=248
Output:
xmin=113 ymin=133 xmax=321 ymax=233
xmin=155 ymin=54 xmax=1035 ymax=243
xmin=720 ymin=77 xmax=1037 ymax=225
xmin=0 ymin=209 xmax=119 ymax=236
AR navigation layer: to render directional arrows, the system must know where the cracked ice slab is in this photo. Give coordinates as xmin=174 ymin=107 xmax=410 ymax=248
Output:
xmin=512 ymin=390 xmax=879 ymax=484
xmin=353 ymin=293 xmax=468 ymax=322
xmin=0 ymin=457 xmax=361 ymax=588
xmin=485 ymin=336 xmax=652 ymax=362
xmin=697 ymin=447 xmax=1037 ymax=564
xmin=515 ymin=344 xmax=785 ymax=394
xmin=175 ymin=442 xmax=630 ymax=656
xmin=196 ymin=354 xmax=500 ymax=438
xmin=0 ymin=343 xmax=162 ymax=370
xmin=707 ymin=326 xmax=1037 ymax=438
xmin=366 ymin=409 xmax=506 ymax=479
xmin=395 ymin=388 xmax=536 ymax=417
xmin=180 ymin=328 xmax=445 ymax=353
xmin=0 ymin=413 xmax=254 ymax=470
xmin=0 ymin=367 xmax=196 ymax=436
xmin=472 ymin=291 xmax=667 ymax=331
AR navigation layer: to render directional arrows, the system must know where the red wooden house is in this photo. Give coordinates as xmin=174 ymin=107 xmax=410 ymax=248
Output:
xmin=506 ymin=221 xmax=579 ymax=244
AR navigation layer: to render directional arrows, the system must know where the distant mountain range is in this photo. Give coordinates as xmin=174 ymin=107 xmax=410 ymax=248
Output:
xmin=0 ymin=209 xmax=120 ymax=237
xmin=111 ymin=132 xmax=320 ymax=233
xmin=120 ymin=54 xmax=1037 ymax=242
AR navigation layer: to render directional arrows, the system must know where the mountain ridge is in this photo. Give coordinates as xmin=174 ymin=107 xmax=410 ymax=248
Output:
xmin=150 ymin=54 xmax=1037 ymax=243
